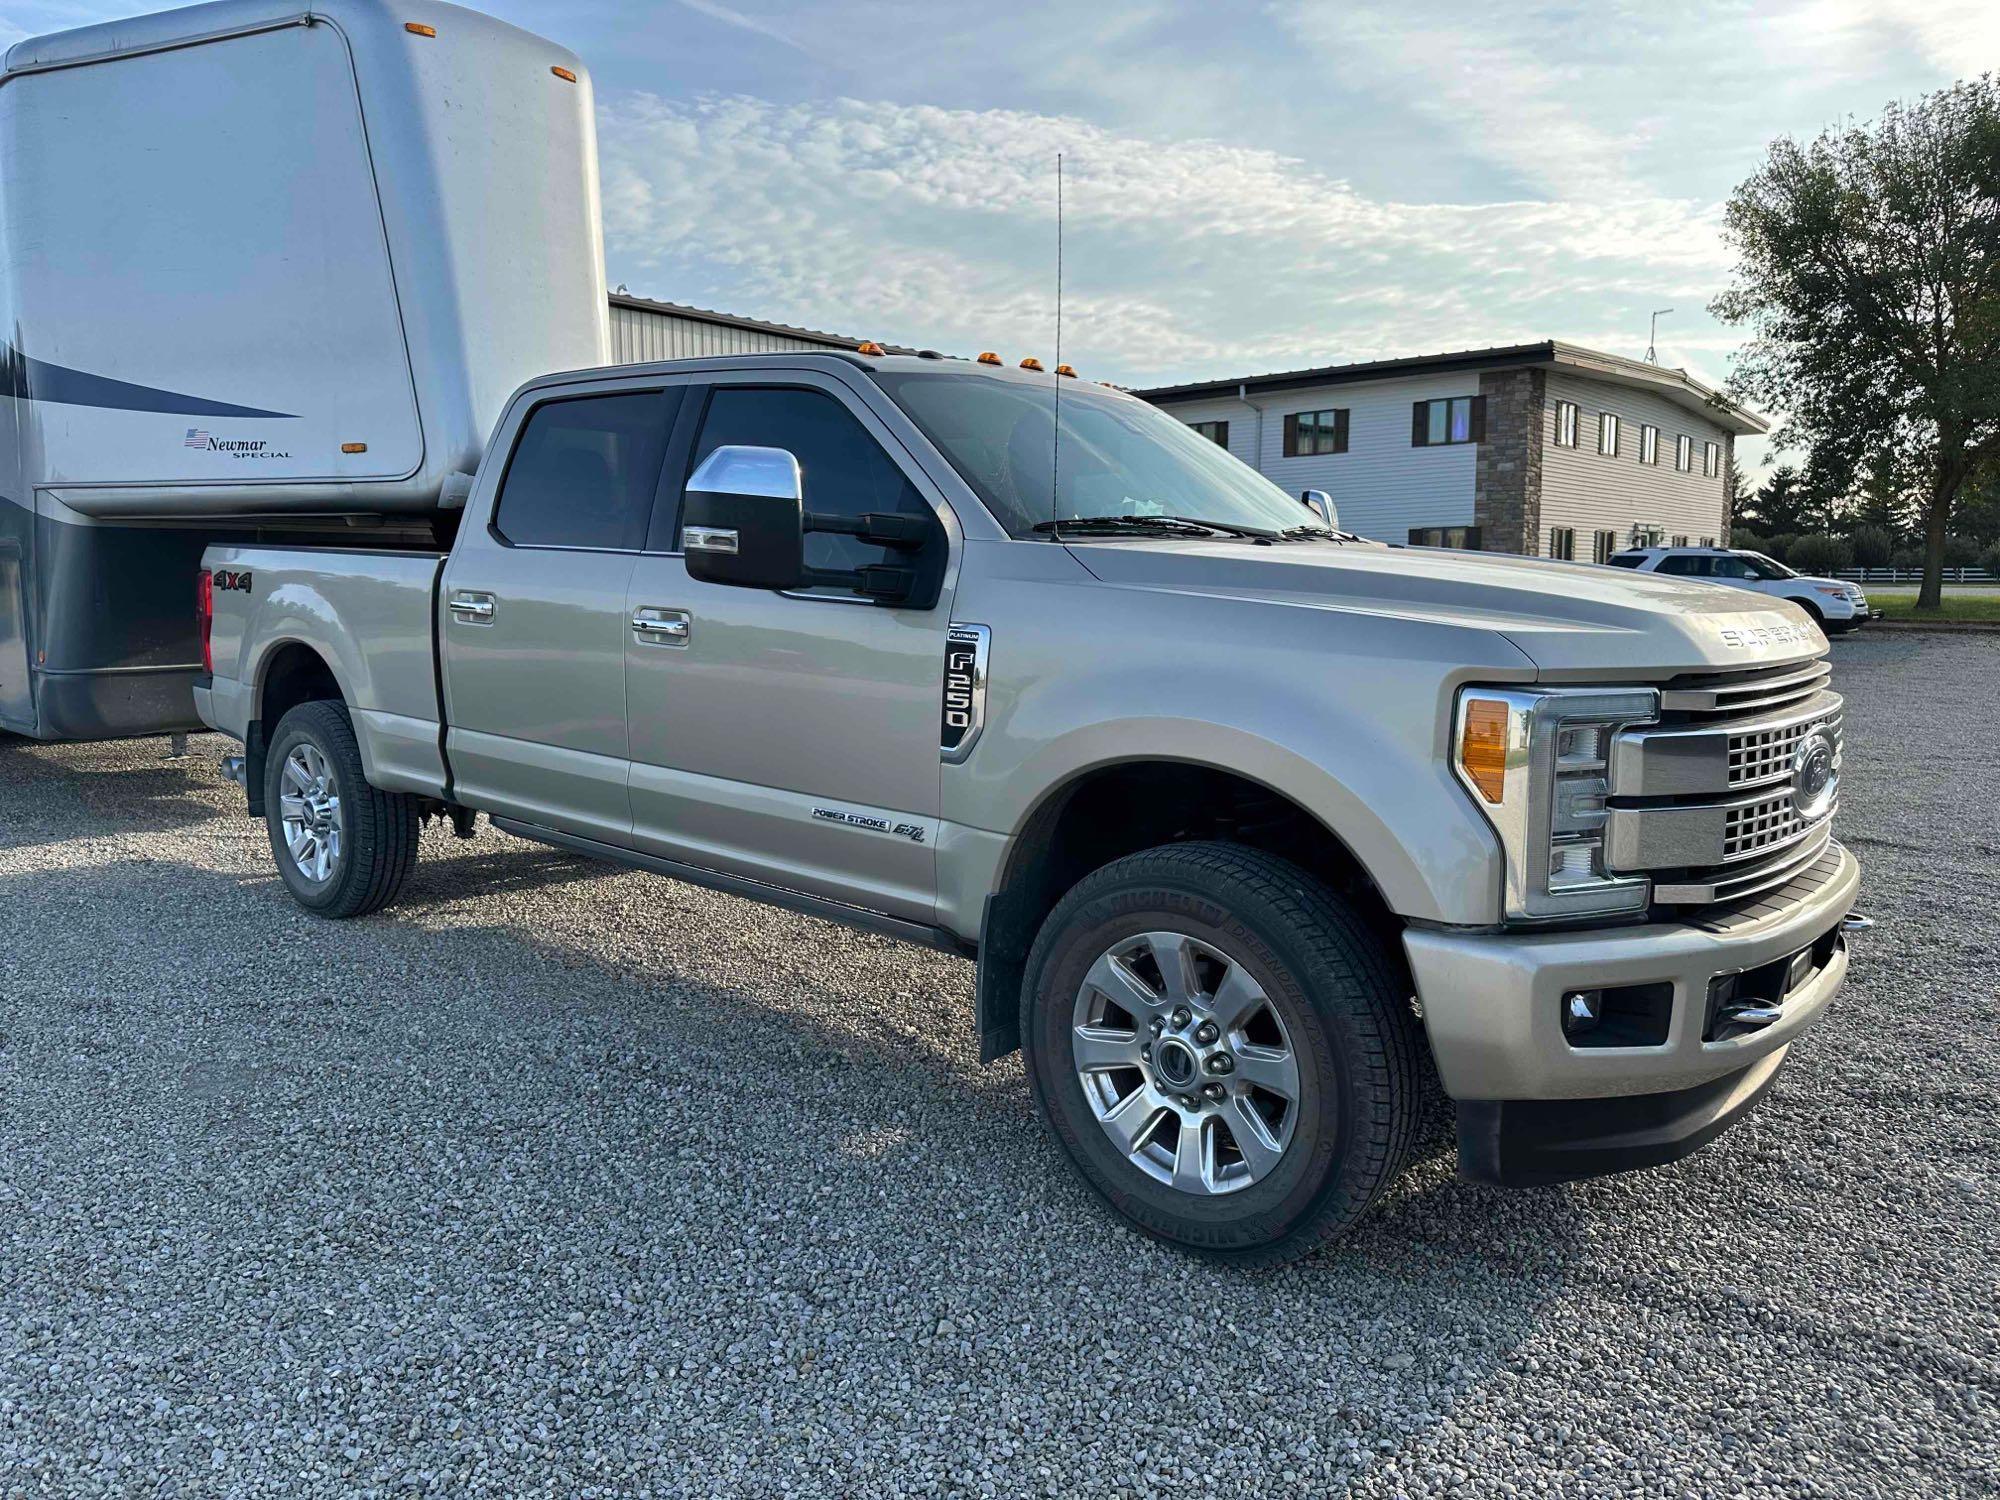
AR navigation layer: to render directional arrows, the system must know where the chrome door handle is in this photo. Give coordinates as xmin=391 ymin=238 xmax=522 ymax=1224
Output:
xmin=448 ymin=591 xmax=495 ymax=623
xmin=632 ymin=607 xmax=691 ymax=645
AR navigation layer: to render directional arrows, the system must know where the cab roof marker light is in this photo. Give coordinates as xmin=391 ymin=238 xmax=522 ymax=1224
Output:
xmin=1019 ymin=357 xmax=1044 ymax=371
xmin=977 ymin=351 xmax=1003 ymax=366
xmin=1055 ymin=364 xmax=1077 ymax=378
xmin=856 ymin=340 xmax=887 ymax=356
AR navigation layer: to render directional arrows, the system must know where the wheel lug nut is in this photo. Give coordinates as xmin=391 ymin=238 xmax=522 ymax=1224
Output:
xmin=1148 ymin=1017 xmax=1165 ymax=1037
xmin=1179 ymin=1094 xmax=1197 ymax=1110
xmin=1203 ymin=1082 xmax=1226 ymax=1102
xmin=1205 ymin=1053 xmax=1234 ymax=1075
xmin=1170 ymin=1007 xmax=1192 ymax=1029
xmin=1194 ymin=1022 xmax=1219 ymax=1045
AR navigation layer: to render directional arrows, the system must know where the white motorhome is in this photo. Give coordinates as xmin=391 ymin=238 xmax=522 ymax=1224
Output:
xmin=0 ymin=0 xmax=608 ymax=740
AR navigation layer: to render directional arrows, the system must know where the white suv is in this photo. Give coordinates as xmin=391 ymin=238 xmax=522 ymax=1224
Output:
xmin=1608 ymin=546 xmax=1877 ymax=633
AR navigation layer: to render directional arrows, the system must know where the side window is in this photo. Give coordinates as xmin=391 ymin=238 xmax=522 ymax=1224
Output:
xmin=687 ymin=386 xmax=929 ymax=588
xmin=493 ymin=391 xmax=675 ymax=551
xmin=1710 ymin=556 xmax=1756 ymax=579
xmin=1654 ymin=555 xmax=1701 ymax=576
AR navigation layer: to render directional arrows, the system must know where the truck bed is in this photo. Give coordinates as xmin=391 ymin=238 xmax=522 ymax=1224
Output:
xmin=198 ymin=544 xmax=450 ymax=800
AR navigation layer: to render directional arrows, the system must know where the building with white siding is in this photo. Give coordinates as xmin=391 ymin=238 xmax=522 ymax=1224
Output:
xmin=607 ymin=290 xmax=916 ymax=362
xmin=1133 ymin=343 xmax=1767 ymax=559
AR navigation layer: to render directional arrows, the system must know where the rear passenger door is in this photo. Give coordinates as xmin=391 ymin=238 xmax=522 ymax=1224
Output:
xmin=440 ymin=384 xmax=681 ymax=845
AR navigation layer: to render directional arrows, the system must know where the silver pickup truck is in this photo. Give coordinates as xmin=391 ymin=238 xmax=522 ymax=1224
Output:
xmin=197 ymin=351 xmax=1864 ymax=1263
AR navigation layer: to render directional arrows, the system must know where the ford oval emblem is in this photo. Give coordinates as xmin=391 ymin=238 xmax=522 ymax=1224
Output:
xmin=1790 ymin=727 xmax=1839 ymax=821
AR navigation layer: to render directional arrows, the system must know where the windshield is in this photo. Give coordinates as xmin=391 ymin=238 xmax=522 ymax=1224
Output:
xmin=874 ymin=372 xmax=1323 ymax=538
xmin=1740 ymin=552 xmax=1796 ymax=580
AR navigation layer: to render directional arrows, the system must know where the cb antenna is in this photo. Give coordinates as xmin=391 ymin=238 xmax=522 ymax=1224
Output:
xmin=1051 ymin=151 xmax=1064 ymax=536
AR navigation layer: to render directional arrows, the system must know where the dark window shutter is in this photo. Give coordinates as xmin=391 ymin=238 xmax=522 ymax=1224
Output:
xmin=1335 ymin=409 xmax=1350 ymax=453
xmin=1469 ymin=395 xmax=1487 ymax=443
xmin=1411 ymin=402 xmax=1428 ymax=447
xmin=1282 ymin=412 xmax=1300 ymax=457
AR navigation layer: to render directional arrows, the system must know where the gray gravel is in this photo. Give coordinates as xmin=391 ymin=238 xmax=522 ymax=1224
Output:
xmin=2 ymin=633 xmax=1996 ymax=1497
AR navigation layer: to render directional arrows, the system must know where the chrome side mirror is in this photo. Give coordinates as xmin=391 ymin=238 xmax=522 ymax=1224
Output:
xmin=1300 ymin=489 xmax=1337 ymax=530
xmin=682 ymin=445 xmax=806 ymax=591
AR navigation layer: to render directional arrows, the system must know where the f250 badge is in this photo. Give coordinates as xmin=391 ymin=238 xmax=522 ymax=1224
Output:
xmin=941 ymin=623 xmax=991 ymax=763
xmin=213 ymin=570 xmax=254 ymax=593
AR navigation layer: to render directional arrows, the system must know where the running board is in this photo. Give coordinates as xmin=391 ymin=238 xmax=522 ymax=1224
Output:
xmin=487 ymin=816 xmax=975 ymax=959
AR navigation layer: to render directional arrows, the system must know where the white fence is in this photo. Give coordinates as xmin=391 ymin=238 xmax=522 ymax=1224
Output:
xmin=1834 ymin=567 xmax=1997 ymax=585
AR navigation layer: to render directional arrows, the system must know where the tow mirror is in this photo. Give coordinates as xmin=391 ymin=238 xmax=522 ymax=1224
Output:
xmin=681 ymin=444 xmax=946 ymax=608
xmin=1300 ymin=489 xmax=1338 ymax=530
xmin=682 ymin=446 xmax=806 ymax=591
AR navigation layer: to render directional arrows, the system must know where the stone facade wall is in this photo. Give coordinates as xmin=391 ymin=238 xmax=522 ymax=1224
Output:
xmin=1474 ymin=368 xmax=1545 ymax=554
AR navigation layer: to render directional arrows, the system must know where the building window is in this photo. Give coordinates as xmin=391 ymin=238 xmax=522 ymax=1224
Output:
xmin=1283 ymin=408 xmax=1348 ymax=456
xmin=1412 ymin=396 xmax=1483 ymax=447
xmin=1408 ymin=525 xmax=1482 ymax=549
xmin=1700 ymin=535 xmax=1717 ymax=546
xmin=1190 ymin=420 xmax=1230 ymax=448
xmin=1640 ymin=424 xmax=1659 ymax=465
xmin=1554 ymin=401 xmax=1578 ymax=447
xmin=1671 ymin=533 xmax=1690 ymax=547
xmin=1598 ymin=412 xmax=1620 ymax=456
xmin=1675 ymin=434 xmax=1693 ymax=472
xmin=1702 ymin=440 xmax=1719 ymax=477
xmin=1548 ymin=527 xmax=1576 ymax=560
xmin=1628 ymin=523 xmax=1663 ymax=547
xmin=1592 ymin=529 xmax=1617 ymax=564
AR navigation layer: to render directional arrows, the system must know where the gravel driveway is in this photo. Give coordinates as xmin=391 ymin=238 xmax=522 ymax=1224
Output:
xmin=2 ymin=634 xmax=1994 ymax=1497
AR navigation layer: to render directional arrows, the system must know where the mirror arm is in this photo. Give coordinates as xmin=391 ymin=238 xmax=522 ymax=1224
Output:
xmin=804 ymin=510 xmax=932 ymax=550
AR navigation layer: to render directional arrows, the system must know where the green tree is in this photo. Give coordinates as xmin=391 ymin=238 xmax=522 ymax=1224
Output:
xmin=1737 ymin=465 xmax=1813 ymax=534
xmin=1851 ymin=524 xmax=1895 ymax=567
xmin=1712 ymin=76 xmax=2000 ymax=610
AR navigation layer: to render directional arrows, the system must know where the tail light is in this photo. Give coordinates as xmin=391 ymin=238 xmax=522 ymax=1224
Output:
xmin=196 ymin=568 xmax=214 ymax=675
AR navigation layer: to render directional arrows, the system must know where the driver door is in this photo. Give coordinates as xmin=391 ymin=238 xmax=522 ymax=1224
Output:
xmin=622 ymin=376 xmax=958 ymax=922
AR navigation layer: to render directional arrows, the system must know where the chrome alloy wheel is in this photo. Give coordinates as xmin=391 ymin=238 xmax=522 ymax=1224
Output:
xmin=278 ymin=742 xmax=343 ymax=883
xmin=1070 ymin=930 xmax=1303 ymax=1196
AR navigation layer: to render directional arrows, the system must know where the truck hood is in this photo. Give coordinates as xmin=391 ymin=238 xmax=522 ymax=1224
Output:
xmin=1066 ymin=539 xmax=1826 ymax=677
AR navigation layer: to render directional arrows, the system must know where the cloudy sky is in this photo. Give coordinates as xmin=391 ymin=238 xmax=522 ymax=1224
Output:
xmin=5 ymin=0 xmax=1994 ymax=471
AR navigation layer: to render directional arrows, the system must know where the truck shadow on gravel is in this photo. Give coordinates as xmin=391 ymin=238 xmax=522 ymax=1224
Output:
xmin=1 ymin=851 xmax=1590 ymax=1491
xmin=0 ymin=735 xmax=222 ymax=852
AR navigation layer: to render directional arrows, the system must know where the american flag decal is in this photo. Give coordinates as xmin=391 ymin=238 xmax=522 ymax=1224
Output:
xmin=184 ymin=428 xmax=209 ymax=449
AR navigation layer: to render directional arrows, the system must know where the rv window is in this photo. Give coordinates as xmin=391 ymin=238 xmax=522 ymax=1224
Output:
xmin=493 ymin=391 xmax=675 ymax=551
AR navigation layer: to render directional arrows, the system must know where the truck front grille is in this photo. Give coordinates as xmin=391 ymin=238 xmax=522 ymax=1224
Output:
xmin=1605 ymin=656 xmax=1844 ymax=908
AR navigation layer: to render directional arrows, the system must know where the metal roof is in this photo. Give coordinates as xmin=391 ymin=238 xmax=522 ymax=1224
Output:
xmin=609 ymin=291 xmax=920 ymax=357
xmin=1132 ymin=339 xmax=1769 ymax=435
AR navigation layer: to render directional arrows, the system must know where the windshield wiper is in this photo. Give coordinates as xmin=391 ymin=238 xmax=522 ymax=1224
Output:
xmin=1279 ymin=524 xmax=1364 ymax=543
xmin=1033 ymin=515 xmax=1278 ymax=541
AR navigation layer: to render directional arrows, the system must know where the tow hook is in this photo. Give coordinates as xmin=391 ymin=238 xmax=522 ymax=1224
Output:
xmin=221 ymin=754 xmax=247 ymax=788
xmin=1840 ymin=912 xmax=1874 ymax=934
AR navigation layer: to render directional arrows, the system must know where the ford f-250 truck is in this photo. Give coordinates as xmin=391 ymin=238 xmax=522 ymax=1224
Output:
xmin=197 ymin=351 xmax=1866 ymax=1263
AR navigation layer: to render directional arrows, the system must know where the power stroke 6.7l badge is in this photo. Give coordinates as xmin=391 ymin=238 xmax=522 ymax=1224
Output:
xmin=941 ymin=623 xmax=990 ymax=764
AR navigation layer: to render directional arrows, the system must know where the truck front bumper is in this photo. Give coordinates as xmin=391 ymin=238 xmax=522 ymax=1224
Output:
xmin=1403 ymin=842 xmax=1860 ymax=1185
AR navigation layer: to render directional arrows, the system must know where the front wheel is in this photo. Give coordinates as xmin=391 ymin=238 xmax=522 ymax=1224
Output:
xmin=1021 ymin=842 xmax=1422 ymax=1265
xmin=262 ymin=699 xmax=421 ymax=918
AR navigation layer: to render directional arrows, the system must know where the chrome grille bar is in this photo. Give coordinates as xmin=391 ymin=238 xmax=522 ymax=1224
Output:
xmin=1658 ymin=659 xmax=1831 ymax=718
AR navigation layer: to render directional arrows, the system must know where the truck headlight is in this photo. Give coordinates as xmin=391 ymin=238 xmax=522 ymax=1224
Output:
xmin=1453 ymin=687 xmax=1659 ymax=922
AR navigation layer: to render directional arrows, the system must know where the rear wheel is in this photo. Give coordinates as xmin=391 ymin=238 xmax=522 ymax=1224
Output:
xmin=1021 ymin=842 xmax=1421 ymax=1265
xmin=263 ymin=699 xmax=420 ymax=918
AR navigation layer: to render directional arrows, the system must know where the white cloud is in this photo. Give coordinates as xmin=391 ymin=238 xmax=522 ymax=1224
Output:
xmin=600 ymin=91 xmax=1733 ymax=385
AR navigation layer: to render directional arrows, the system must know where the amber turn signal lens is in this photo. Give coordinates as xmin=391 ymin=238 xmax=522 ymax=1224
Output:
xmin=1460 ymin=698 xmax=1511 ymax=804
xmin=404 ymin=22 xmax=437 ymax=37
xmin=550 ymin=65 xmax=577 ymax=82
